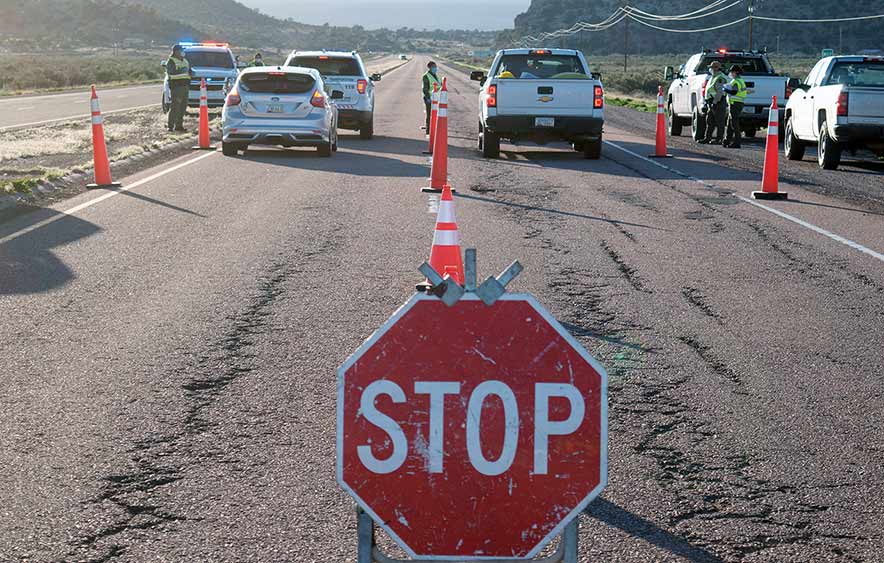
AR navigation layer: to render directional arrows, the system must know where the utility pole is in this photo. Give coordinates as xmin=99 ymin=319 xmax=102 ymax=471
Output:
xmin=624 ymin=11 xmax=629 ymax=72
xmin=748 ymin=0 xmax=755 ymax=50
xmin=839 ymin=26 xmax=843 ymax=54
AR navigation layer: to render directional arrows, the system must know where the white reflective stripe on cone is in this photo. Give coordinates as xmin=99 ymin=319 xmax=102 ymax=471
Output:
xmin=768 ymin=122 xmax=778 ymax=136
xmin=433 ymin=230 xmax=458 ymax=245
xmin=91 ymin=99 xmax=100 ymax=113
xmin=91 ymin=115 xmax=103 ymax=125
xmin=437 ymin=200 xmax=456 ymax=223
xmin=438 ymin=107 xmax=447 ymax=117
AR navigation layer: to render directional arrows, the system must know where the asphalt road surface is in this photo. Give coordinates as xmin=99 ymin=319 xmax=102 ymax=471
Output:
xmin=1 ymin=56 xmax=883 ymax=563
xmin=0 ymin=55 xmax=402 ymax=132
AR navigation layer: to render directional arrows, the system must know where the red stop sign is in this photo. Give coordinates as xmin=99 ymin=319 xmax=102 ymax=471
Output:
xmin=337 ymin=294 xmax=607 ymax=559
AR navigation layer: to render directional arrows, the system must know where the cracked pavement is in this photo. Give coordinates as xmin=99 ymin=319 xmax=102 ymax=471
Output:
xmin=0 ymin=56 xmax=882 ymax=562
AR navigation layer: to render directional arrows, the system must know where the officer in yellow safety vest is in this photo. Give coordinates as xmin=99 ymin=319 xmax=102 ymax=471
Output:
xmin=700 ymin=61 xmax=728 ymax=145
xmin=422 ymin=61 xmax=441 ymax=132
xmin=250 ymin=52 xmax=265 ymax=67
xmin=723 ymin=65 xmax=750 ymax=148
xmin=165 ymin=45 xmax=192 ymax=132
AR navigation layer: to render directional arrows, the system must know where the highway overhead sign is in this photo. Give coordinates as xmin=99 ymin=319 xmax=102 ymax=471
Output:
xmin=337 ymin=293 xmax=608 ymax=559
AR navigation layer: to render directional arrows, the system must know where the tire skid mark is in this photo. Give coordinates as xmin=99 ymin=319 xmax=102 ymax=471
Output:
xmin=681 ymin=287 xmax=724 ymax=324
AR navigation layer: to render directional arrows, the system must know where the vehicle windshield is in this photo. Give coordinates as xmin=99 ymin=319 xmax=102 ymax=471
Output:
xmin=290 ymin=57 xmax=362 ymax=76
xmin=240 ymin=72 xmax=315 ymax=94
xmin=494 ymin=54 xmax=587 ymax=79
xmin=826 ymin=61 xmax=884 ymax=87
xmin=698 ymin=56 xmax=772 ymax=75
xmin=185 ymin=50 xmax=234 ymax=69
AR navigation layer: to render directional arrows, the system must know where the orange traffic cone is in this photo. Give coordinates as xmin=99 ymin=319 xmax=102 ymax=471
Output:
xmin=193 ymin=78 xmax=215 ymax=150
xmin=423 ymin=83 xmax=439 ymax=155
xmin=86 ymin=86 xmax=121 ymax=189
xmin=753 ymin=96 xmax=787 ymax=200
xmin=422 ymin=78 xmax=449 ymax=193
xmin=417 ymin=184 xmax=464 ymax=290
xmin=649 ymin=85 xmax=672 ymax=158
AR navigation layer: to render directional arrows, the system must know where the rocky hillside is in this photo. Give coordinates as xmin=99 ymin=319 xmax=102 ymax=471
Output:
xmin=507 ymin=0 xmax=884 ymax=55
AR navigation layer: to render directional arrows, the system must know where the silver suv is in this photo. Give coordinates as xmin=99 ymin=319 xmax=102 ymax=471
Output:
xmin=221 ymin=66 xmax=340 ymax=157
xmin=163 ymin=43 xmax=238 ymax=111
xmin=283 ymin=50 xmax=381 ymax=139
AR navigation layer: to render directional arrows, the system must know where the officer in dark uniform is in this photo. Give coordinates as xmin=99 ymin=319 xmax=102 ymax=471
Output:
xmin=165 ymin=44 xmax=192 ymax=132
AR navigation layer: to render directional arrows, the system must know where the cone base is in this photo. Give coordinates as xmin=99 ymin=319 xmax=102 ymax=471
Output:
xmin=648 ymin=154 xmax=673 ymax=158
xmin=422 ymin=150 xmax=433 ymax=155
xmin=86 ymin=182 xmax=122 ymax=190
xmin=752 ymin=190 xmax=788 ymax=200
xmin=415 ymin=281 xmax=432 ymax=291
xmin=421 ymin=186 xmax=457 ymax=194
xmin=192 ymin=145 xmax=216 ymax=151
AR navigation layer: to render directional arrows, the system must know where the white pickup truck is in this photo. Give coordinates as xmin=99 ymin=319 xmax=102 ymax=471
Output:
xmin=665 ymin=49 xmax=790 ymax=141
xmin=469 ymin=48 xmax=605 ymax=159
xmin=784 ymin=56 xmax=884 ymax=170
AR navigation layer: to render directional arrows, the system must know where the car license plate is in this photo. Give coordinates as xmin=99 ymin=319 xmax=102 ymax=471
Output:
xmin=267 ymin=103 xmax=284 ymax=113
xmin=535 ymin=117 xmax=555 ymax=127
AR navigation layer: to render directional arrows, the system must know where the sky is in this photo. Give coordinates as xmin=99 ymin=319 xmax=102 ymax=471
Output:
xmin=241 ymin=0 xmax=531 ymax=30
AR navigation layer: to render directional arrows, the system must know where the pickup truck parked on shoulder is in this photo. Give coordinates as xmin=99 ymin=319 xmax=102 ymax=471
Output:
xmin=470 ymin=48 xmax=605 ymax=159
xmin=784 ymin=56 xmax=884 ymax=170
xmin=665 ymin=49 xmax=789 ymax=141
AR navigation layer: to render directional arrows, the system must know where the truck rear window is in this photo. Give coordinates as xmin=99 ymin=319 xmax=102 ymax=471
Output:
xmin=698 ymin=56 xmax=771 ymax=75
xmin=185 ymin=51 xmax=234 ymax=69
xmin=240 ymin=73 xmax=315 ymax=94
xmin=290 ymin=57 xmax=361 ymax=76
xmin=494 ymin=54 xmax=587 ymax=79
xmin=826 ymin=61 xmax=884 ymax=87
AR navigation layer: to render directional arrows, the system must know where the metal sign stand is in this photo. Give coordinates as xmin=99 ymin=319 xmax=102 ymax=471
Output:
xmin=354 ymin=249 xmax=580 ymax=563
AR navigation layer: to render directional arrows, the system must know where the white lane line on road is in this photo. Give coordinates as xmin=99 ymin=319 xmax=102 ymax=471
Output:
xmin=0 ymin=103 xmax=160 ymax=132
xmin=604 ymin=140 xmax=884 ymax=264
xmin=0 ymin=151 xmax=216 ymax=245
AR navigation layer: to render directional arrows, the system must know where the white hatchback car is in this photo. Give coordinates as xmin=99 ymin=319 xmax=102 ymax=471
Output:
xmin=221 ymin=66 xmax=340 ymax=157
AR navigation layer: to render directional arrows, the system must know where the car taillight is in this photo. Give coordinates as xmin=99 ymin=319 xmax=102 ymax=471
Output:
xmin=357 ymin=79 xmax=367 ymax=95
xmin=310 ymin=90 xmax=326 ymax=108
xmin=225 ymin=89 xmax=240 ymax=106
xmin=594 ymin=85 xmax=604 ymax=108
xmin=487 ymin=84 xmax=497 ymax=107
xmin=836 ymin=92 xmax=849 ymax=116
xmin=701 ymin=77 xmax=708 ymax=99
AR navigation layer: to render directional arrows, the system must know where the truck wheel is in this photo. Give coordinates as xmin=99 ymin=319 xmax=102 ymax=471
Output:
xmin=359 ymin=116 xmax=374 ymax=140
xmin=783 ymin=117 xmax=805 ymax=161
xmin=583 ymin=138 xmax=602 ymax=160
xmin=482 ymin=131 xmax=500 ymax=159
xmin=477 ymin=123 xmax=484 ymax=150
xmin=667 ymin=103 xmax=682 ymax=136
xmin=691 ymin=107 xmax=707 ymax=142
xmin=817 ymin=121 xmax=841 ymax=170
xmin=221 ymin=142 xmax=239 ymax=156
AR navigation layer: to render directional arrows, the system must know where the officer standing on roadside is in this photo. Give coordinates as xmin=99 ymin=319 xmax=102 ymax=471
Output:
xmin=250 ymin=52 xmax=265 ymax=67
xmin=723 ymin=65 xmax=749 ymax=148
xmin=422 ymin=61 xmax=441 ymax=132
xmin=165 ymin=44 xmax=191 ymax=132
xmin=699 ymin=61 xmax=727 ymax=145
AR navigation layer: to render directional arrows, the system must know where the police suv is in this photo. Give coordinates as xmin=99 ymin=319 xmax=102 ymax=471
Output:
xmin=163 ymin=42 xmax=239 ymax=112
xmin=283 ymin=50 xmax=382 ymax=139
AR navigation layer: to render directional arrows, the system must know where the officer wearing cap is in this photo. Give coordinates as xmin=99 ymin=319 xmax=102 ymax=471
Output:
xmin=723 ymin=65 xmax=750 ymax=148
xmin=700 ymin=60 xmax=728 ymax=145
xmin=165 ymin=44 xmax=192 ymax=132
xmin=422 ymin=61 xmax=441 ymax=132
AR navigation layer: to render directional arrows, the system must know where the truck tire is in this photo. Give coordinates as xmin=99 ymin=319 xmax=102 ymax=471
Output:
xmin=359 ymin=116 xmax=374 ymax=140
xmin=667 ymin=103 xmax=683 ymax=136
xmin=583 ymin=138 xmax=602 ymax=159
xmin=783 ymin=117 xmax=805 ymax=161
xmin=817 ymin=120 xmax=841 ymax=170
xmin=482 ymin=130 xmax=500 ymax=159
xmin=691 ymin=107 xmax=707 ymax=142
xmin=221 ymin=142 xmax=240 ymax=156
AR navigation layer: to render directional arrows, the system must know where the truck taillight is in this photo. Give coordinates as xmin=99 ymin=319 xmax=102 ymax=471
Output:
xmin=594 ymin=85 xmax=603 ymax=108
xmin=225 ymin=88 xmax=240 ymax=106
xmin=357 ymin=79 xmax=367 ymax=95
xmin=836 ymin=92 xmax=849 ymax=116
xmin=701 ymin=77 xmax=708 ymax=99
xmin=785 ymin=85 xmax=792 ymax=99
xmin=487 ymin=84 xmax=497 ymax=107
xmin=310 ymin=90 xmax=326 ymax=108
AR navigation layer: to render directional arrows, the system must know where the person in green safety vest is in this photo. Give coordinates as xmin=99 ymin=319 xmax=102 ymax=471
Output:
xmin=165 ymin=44 xmax=192 ymax=132
xmin=250 ymin=52 xmax=265 ymax=67
xmin=422 ymin=61 xmax=441 ymax=132
xmin=723 ymin=65 xmax=750 ymax=148
xmin=700 ymin=61 xmax=728 ymax=145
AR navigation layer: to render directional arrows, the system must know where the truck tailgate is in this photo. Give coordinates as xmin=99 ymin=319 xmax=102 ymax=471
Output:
xmin=847 ymin=87 xmax=884 ymax=124
xmin=496 ymin=79 xmax=597 ymax=116
xmin=742 ymin=76 xmax=787 ymax=107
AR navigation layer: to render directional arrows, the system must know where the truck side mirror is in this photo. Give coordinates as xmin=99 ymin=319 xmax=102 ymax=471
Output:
xmin=370 ymin=73 xmax=382 ymax=82
xmin=663 ymin=66 xmax=674 ymax=81
xmin=787 ymin=77 xmax=801 ymax=90
xmin=591 ymin=72 xmax=602 ymax=80
xmin=470 ymin=70 xmax=486 ymax=82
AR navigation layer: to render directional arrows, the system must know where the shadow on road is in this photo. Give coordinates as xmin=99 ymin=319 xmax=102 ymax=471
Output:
xmin=0 ymin=208 xmax=100 ymax=295
xmin=783 ymin=197 xmax=884 ymax=217
xmin=586 ymin=498 xmax=725 ymax=563
xmin=456 ymin=192 xmax=670 ymax=232
xmin=234 ymin=144 xmax=430 ymax=178
xmin=107 ymin=187 xmax=207 ymax=218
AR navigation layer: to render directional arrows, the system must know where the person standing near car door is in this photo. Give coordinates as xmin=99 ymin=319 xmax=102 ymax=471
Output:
xmin=700 ymin=61 xmax=728 ymax=145
xmin=723 ymin=65 xmax=749 ymax=148
xmin=422 ymin=61 xmax=441 ymax=132
xmin=165 ymin=44 xmax=191 ymax=132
